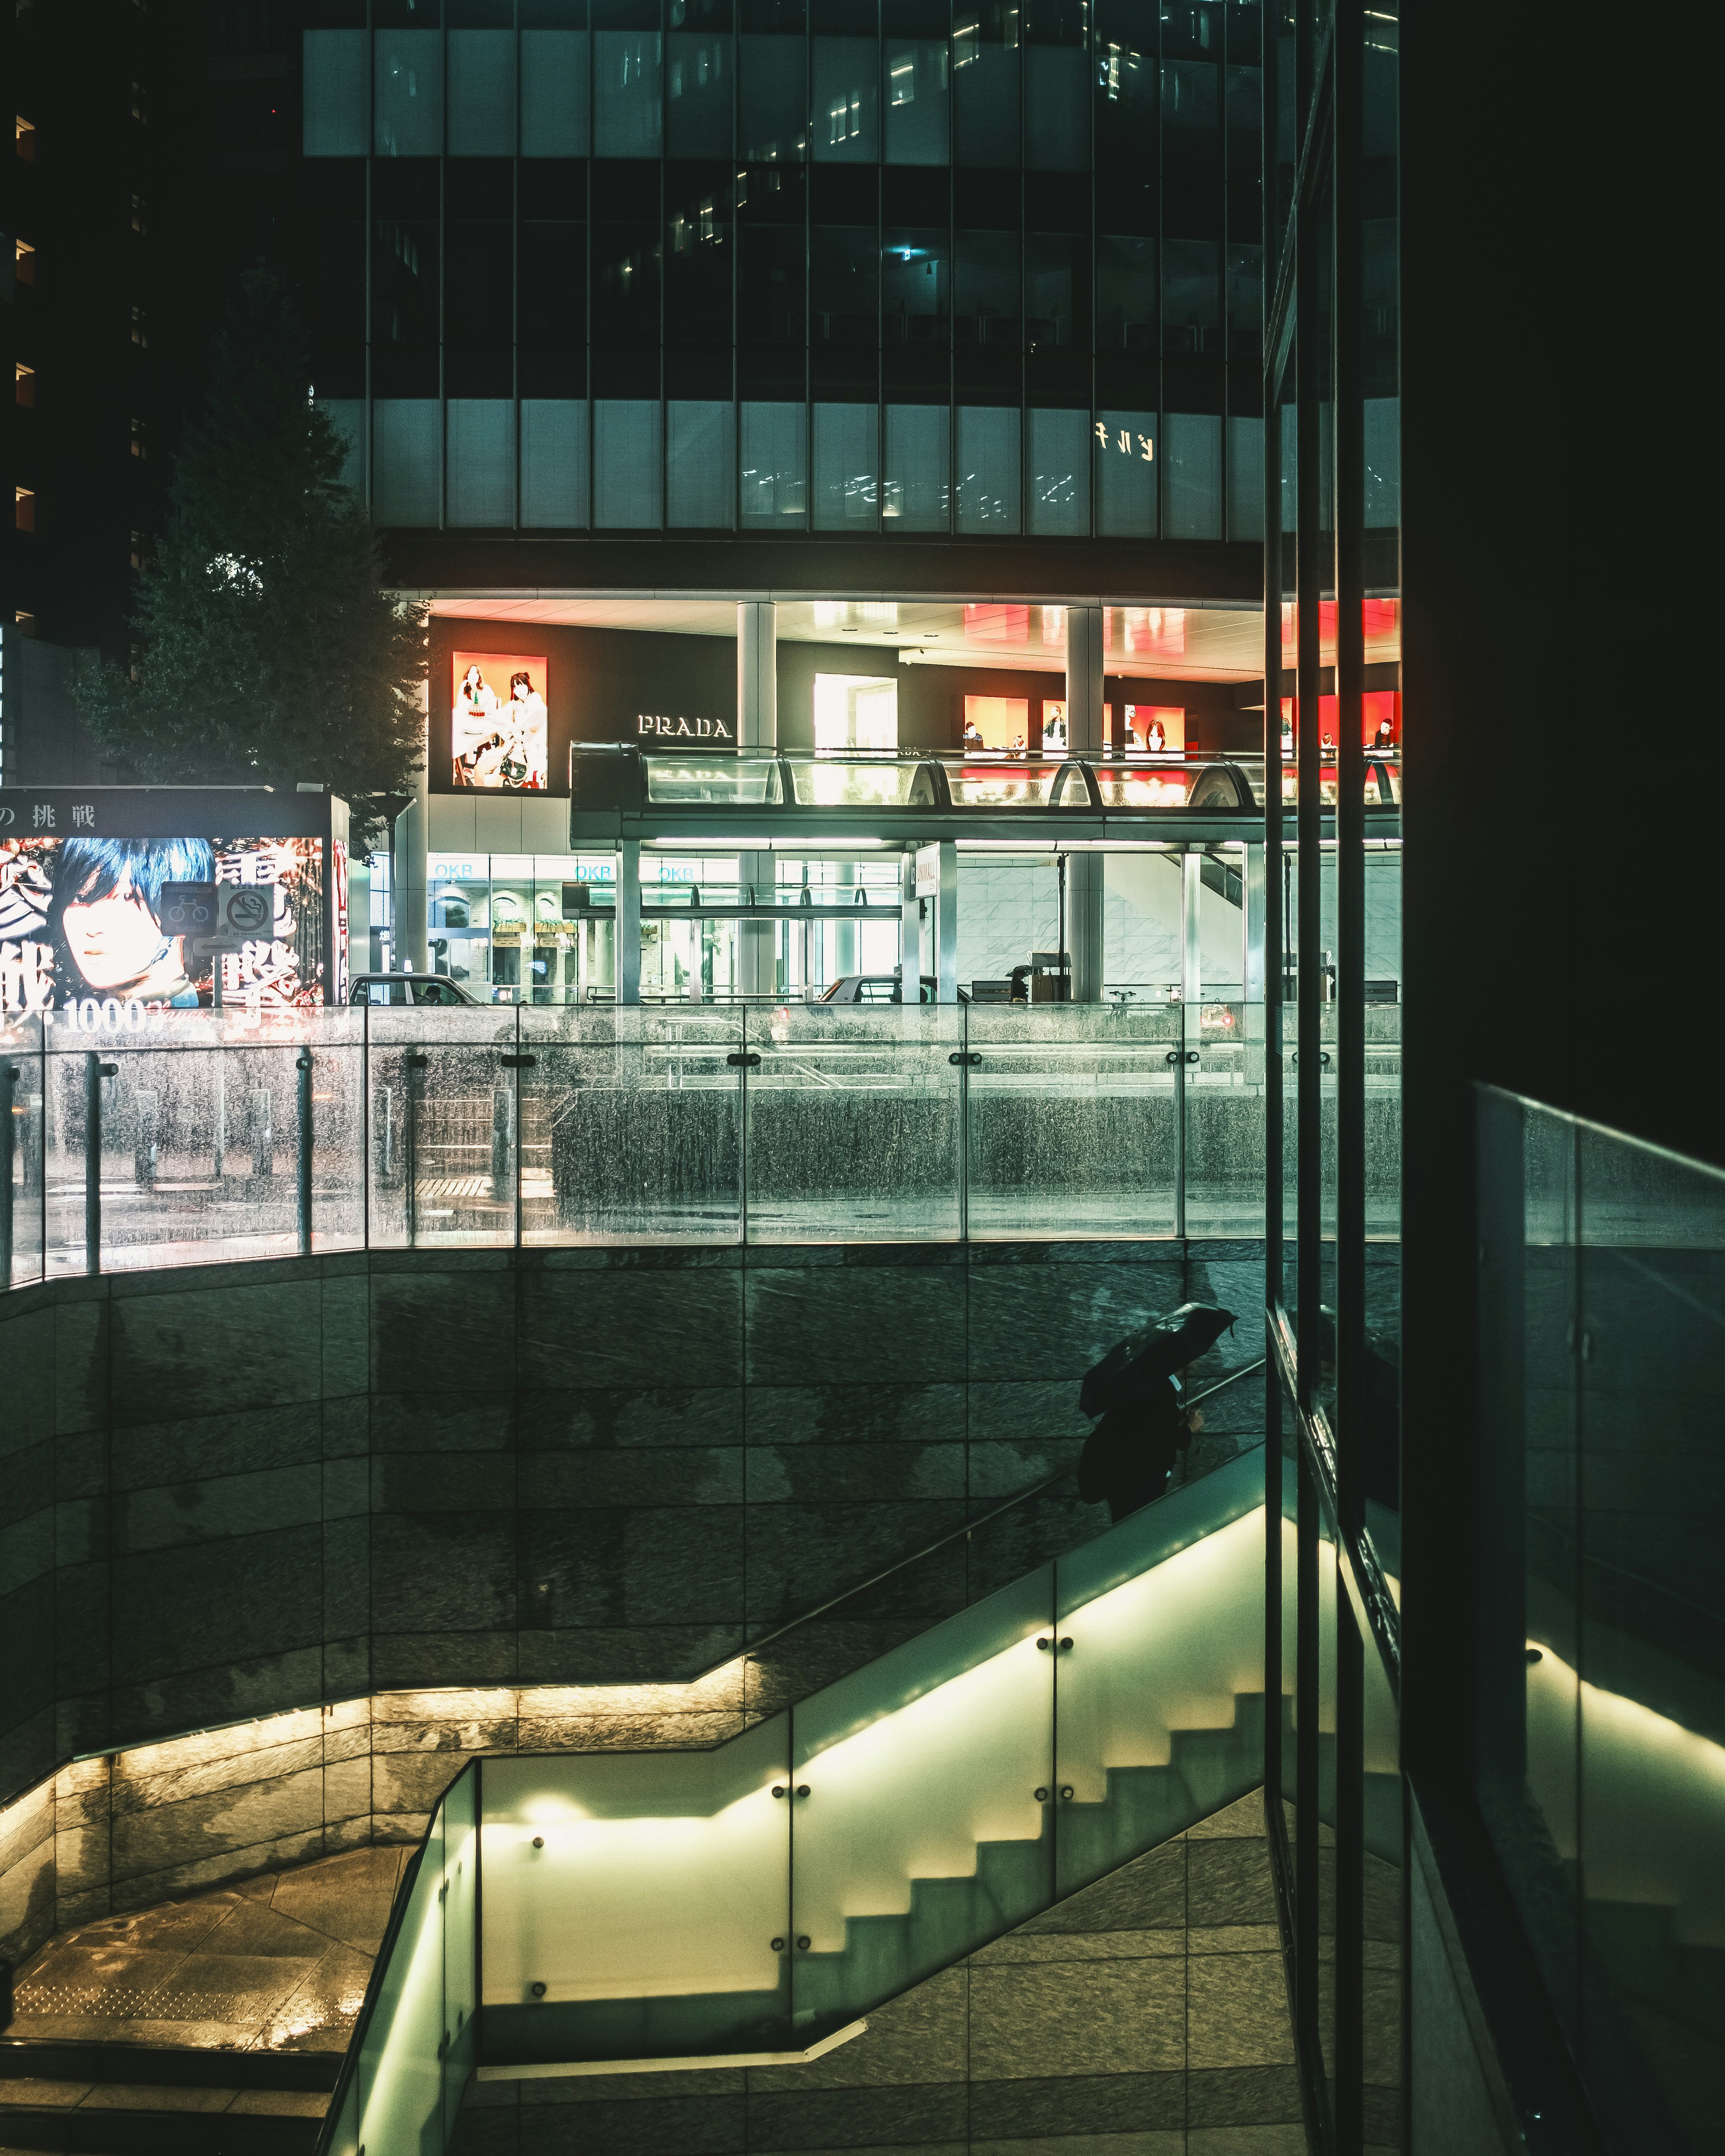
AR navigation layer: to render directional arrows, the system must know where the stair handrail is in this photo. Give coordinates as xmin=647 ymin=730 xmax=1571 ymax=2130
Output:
xmin=708 ymin=1356 xmax=1267 ymax=1678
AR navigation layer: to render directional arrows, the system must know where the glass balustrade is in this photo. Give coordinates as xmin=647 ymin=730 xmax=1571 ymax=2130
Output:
xmin=0 ymin=1005 xmax=1337 ymax=1286
xmin=331 ymin=1449 xmax=1273 ymax=2121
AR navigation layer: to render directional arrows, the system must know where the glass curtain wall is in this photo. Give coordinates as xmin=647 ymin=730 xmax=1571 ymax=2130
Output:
xmin=1263 ymin=0 xmax=1402 ymax=2150
xmin=300 ymin=0 xmax=1267 ymax=540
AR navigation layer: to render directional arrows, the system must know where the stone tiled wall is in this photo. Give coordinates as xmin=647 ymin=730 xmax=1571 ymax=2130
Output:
xmin=456 ymin=1789 xmax=1301 ymax=2156
xmin=0 ymin=1237 xmax=1266 ymax=1963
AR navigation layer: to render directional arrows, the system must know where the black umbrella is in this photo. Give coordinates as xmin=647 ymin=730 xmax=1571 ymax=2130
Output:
xmin=1079 ymin=1303 xmax=1237 ymax=1419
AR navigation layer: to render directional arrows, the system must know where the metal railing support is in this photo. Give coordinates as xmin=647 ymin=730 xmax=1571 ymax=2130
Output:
xmin=85 ymin=1052 xmax=115 ymax=1274
xmin=296 ymin=1050 xmax=314 ymax=1256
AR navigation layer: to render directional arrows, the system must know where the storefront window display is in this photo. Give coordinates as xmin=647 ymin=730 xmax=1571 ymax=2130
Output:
xmin=427 ymin=852 xmax=617 ymax=1002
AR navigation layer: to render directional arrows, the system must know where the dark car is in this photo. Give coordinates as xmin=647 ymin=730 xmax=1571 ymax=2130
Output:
xmin=349 ymin=973 xmax=478 ymax=1007
xmin=820 ymin=974 xmax=946 ymax=1004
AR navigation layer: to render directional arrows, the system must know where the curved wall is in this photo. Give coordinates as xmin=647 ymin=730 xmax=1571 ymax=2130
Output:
xmin=0 ymin=1237 xmax=1267 ymax=1952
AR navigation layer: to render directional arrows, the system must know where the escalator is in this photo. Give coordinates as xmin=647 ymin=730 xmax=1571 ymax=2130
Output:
xmin=316 ymin=1448 xmax=1283 ymax=2153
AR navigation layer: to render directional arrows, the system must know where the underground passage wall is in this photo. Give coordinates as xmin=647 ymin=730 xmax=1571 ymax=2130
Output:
xmin=0 ymin=1236 xmax=1266 ymax=1805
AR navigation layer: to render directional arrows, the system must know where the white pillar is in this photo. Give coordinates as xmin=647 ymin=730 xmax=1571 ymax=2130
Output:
xmin=1182 ymin=850 xmax=1203 ymax=1004
xmin=738 ymin=849 xmax=777 ymax=998
xmin=616 ymin=840 xmax=641 ymax=1005
xmin=738 ymin=601 xmax=778 ymax=748
xmin=1063 ymin=605 xmax=1106 ymax=756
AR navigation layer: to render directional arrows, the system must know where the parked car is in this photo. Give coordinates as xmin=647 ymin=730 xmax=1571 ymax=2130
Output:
xmin=820 ymin=973 xmax=946 ymax=1004
xmin=349 ymin=973 xmax=478 ymax=1007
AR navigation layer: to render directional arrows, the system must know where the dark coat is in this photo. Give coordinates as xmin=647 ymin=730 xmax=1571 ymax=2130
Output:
xmin=1078 ymin=1378 xmax=1187 ymax=1524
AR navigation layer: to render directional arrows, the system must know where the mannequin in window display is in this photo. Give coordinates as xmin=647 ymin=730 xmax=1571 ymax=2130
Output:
xmin=1146 ymin=715 xmax=1168 ymax=754
xmin=1373 ymin=717 xmax=1395 ymax=752
xmin=962 ymin=716 xmax=985 ymax=750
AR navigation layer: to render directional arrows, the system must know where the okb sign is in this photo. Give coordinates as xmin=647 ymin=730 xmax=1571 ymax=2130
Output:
xmin=637 ymin=714 xmax=734 ymax=741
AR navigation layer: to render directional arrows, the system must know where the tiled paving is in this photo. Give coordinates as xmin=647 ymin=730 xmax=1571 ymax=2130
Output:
xmin=4 ymin=1845 xmax=409 ymax=2053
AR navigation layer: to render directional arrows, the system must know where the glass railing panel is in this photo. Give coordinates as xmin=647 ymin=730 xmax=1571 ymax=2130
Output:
xmin=1355 ymin=1578 xmax=1405 ymax=2154
xmin=1573 ymin=1118 xmax=1725 ymax=2150
xmin=1052 ymin=1449 xmax=1268 ymax=1896
xmin=1092 ymin=764 xmax=1245 ymax=809
xmin=1185 ymin=999 xmax=1268 ymax=1237
xmin=964 ymin=1004 xmax=1181 ymax=1240
xmin=363 ymin=1006 xmax=522 ymax=1248
xmin=1 ymin=1015 xmax=45 ymax=1287
xmin=354 ymin=1803 xmax=448 ymax=2155
xmin=782 ymin=758 xmax=928 ymax=808
xmin=441 ymin=1763 xmax=479 ymax=2139
xmin=788 ymin=1566 xmax=1056 ymax=2037
xmin=945 ymin=764 xmax=1064 ymax=808
xmin=518 ymin=1006 xmax=744 ymax=1245
xmin=743 ymin=1005 xmax=962 ymax=1242
xmin=1312 ymin=1482 xmax=1340 ymax=2109
xmin=643 ymin=756 xmax=784 ymax=805
xmin=480 ymin=1718 xmax=792 ymax=2067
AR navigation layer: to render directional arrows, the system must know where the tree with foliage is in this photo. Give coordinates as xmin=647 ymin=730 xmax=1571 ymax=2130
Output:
xmin=79 ymin=267 xmax=424 ymax=848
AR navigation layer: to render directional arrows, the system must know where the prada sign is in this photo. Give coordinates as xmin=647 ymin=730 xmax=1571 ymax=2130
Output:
xmin=637 ymin=714 xmax=735 ymax=741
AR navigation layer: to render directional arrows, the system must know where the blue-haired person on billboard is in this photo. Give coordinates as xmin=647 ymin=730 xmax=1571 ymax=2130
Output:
xmin=47 ymin=837 xmax=216 ymax=1007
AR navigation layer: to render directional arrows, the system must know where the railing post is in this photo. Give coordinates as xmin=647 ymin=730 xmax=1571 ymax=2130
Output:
xmin=1 ymin=1059 xmax=16 ymax=1287
xmin=85 ymin=1051 xmax=115 ymax=1275
xmin=296 ymin=1049 xmax=314 ymax=1256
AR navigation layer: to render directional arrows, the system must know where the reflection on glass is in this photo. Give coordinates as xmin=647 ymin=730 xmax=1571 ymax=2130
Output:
xmin=645 ymin=758 xmax=785 ymax=804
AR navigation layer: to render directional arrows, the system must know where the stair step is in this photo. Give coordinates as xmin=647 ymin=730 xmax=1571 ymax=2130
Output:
xmin=0 ymin=2085 xmax=324 ymax=2156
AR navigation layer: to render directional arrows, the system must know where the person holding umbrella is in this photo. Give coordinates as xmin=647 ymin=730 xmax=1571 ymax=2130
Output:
xmin=1077 ymin=1304 xmax=1236 ymax=1524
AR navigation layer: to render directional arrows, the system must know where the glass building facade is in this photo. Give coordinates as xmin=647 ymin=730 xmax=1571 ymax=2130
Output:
xmin=301 ymin=0 xmax=1266 ymax=539
xmin=1263 ymin=0 xmax=1405 ymax=2147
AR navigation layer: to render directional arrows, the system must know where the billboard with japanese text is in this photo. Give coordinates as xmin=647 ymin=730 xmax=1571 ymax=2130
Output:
xmin=0 ymin=831 xmax=327 ymax=1016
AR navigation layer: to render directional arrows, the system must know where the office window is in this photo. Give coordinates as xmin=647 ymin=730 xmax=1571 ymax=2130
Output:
xmin=447 ymin=400 xmax=518 ymax=526
xmin=742 ymin=34 xmax=807 ymax=162
xmin=813 ymin=402 xmax=879 ymax=528
xmin=740 ymin=224 xmax=806 ymax=342
xmin=813 ymin=36 xmax=880 ymax=161
xmin=668 ymin=31 xmax=732 ymax=155
xmin=447 ymin=216 xmax=513 ymax=353
xmin=594 ymin=400 xmax=664 ymax=526
xmin=1163 ymin=238 xmax=1221 ymax=353
xmin=1163 ymin=410 xmax=1222 ymax=538
xmin=740 ymin=401 xmax=808 ymax=526
xmin=1028 ymin=406 xmax=1089 ymax=535
xmin=1364 ymin=397 xmax=1400 ymax=528
xmin=1097 ymin=407 xmax=1156 ymax=534
xmin=374 ymin=30 xmax=443 ymax=156
xmin=1024 ymin=29 xmax=1087 ymax=168
xmin=1095 ymin=23 xmax=1154 ymax=180
xmin=812 ymin=225 xmax=878 ymax=344
xmin=373 ymin=211 xmax=440 ymax=348
xmin=953 ymin=3 xmax=1019 ymax=167
xmin=318 ymin=219 xmax=366 ymax=341
xmin=593 ymin=31 xmax=663 ymax=158
xmin=302 ymin=30 xmax=368 ymax=155
xmin=593 ymin=221 xmax=662 ymax=344
xmin=1097 ymin=234 xmax=1156 ymax=349
xmin=319 ymin=399 xmax=368 ymax=497
xmin=956 ymin=405 xmax=1021 ymax=531
xmin=883 ymin=404 xmax=949 ymax=530
xmin=1026 ymin=234 xmax=1077 ymax=349
xmin=447 ymin=29 xmax=516 ymax=155
xmin=521 ymin=399 xmax=591 ymax=527
xmin=1226 ymin=414 xmax=1265 ymax=539
xmin=667 ymin=401 xmax=736 ymax=527
xmin=667 ymin=187 xmax=734 ymax=343
xmin=956 ymin=230 xmax=1020 ymax=348
xmin=883 ymin=229 xmax=949 ymax=342
xmin=373 ymin=399 xmax=442 ymax=523
xmin=885 ymin=40 xmax=950 ymax=165
xmin=522 ymin=30 xmax=591 ymax=155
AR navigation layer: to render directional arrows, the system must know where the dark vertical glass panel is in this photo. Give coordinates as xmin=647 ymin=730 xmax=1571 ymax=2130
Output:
xmin=665 ymin=172 xmax=735 ymax=340
xmin=952 ymin=0 xmax=1019 ymax=168
xmin=955 ymin=404 xmax=1020 ymax=530
xmin=522 ymin=31 xmax=593 ymax=154
xmin=812 ymin=36 xmax=881 ymax=157
xmin=1161 ymin=0 xmax=1220 ymax=59
xmin=812 ymin=401 xmax=880 ymax=527
xmin=1026 ymin=233 xmax=1075 ymax=350
xmin=668 ymin=31 xmax=734 ymax=154
xmin=739 ymin=225 xmax=807 ymax=340
xmin=954 ymin=229 xmax=1020 ymax=347
xmin=372 ymin=218 xmax=441 ymax=346
xmin=593 ymin=29 xmax=665 ymax=154
xmin=742 ymin=33 xmax=810 ymax=159
xmin=741 ymin=401 xmax=809 ymax=524
xmin=1227 ymin=241 xmax=1262 ymax=358
xmin=1225 ymin=61 xmax=1261 ymax=185
xmin=1162 ymin=58 xmax=1223 ymax=235
xmin=811 ymin=225 xmax=881 ymax=342
xmin=593 ymin=221 xmax=664 ymax=340
xmin=317 ymin=220 xmax=367 ymax=340
xmin=1094 ymin=5 xmax=1155 ymax=183
xmin=883 ymin=402 xmax=949 ymax=528
xmin=1094 ymin=408 xmax=1155 ymax=535
xmin=882 ymin=228 xmax=950 ymax=341
xmin=1026 ymin=407 xmax=1088 ymax=533
xmin=374 ymin=29 xmax=444 ymax=155
xmin=667 ymin=399 xmax=738 ymax=525
xmin=1095 ymin=234 xmax=1155 ymax=349
xmin=519 ymin=222 xmax=588 ymax=392
xmin=1162 ymin=238 xmax=1221 ymax=355
xmin=1022 ymin=0 xmax=1086 ymax=170
xmin=447 ymin=27 xmax=517 ymax=153
xmin=446 ymin=219 xmax=514 ymax=383
xmin=885 ymin=12 xmax=951 ymax=168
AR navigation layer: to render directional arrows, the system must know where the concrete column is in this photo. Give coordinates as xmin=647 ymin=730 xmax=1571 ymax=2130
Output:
xmin=1066 ymin=854 xmax=1106 ymax=1002
xmin=738 ymin=602 xmax=778 ymax=748
xmin=616 ymin=840 xmax=641 ymax=1004
xmin=1182 ymin=850 xmax=1202 ymax=1004
xmin=1243 ymin=843 xmax=1266 ymax=1003
xmin=900 ymin=849 xmax=920 ymax=1000
xmin=1063 ymin=605 xmax=1106 ymax=757
xmin=738 ymin=848 xmax=777 ymax=999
